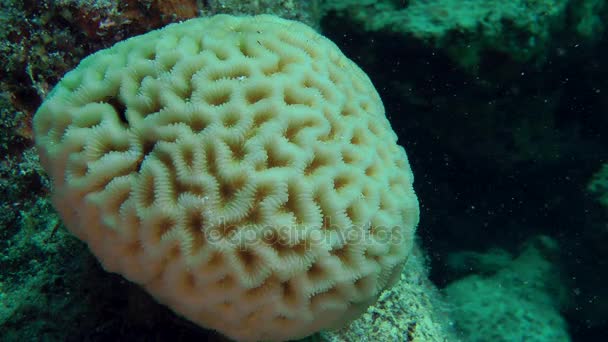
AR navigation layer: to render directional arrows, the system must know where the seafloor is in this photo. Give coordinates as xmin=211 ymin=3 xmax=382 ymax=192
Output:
xmin=1 ymin=1 xmax=607 ymax=341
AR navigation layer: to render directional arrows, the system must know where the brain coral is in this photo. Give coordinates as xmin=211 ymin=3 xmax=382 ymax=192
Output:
xmin=33 ymin=14 xmax=419 ymax=342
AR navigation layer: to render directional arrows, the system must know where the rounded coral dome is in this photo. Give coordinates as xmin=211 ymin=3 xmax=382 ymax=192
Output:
xmin=33 ymin=14 xmax=419 ymax=342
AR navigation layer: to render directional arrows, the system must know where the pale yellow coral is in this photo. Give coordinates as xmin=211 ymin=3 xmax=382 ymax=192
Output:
xmin=33 ymin=14 xmax=419 ymax=342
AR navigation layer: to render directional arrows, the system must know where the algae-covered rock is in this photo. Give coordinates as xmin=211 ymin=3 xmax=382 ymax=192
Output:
xmin=588 ymin=163 xmax=608 ymax=208
xmin=445 ymin=236 xmax=570 ymax=341
xmin=322 ymin=0 xmax=607 ymax=70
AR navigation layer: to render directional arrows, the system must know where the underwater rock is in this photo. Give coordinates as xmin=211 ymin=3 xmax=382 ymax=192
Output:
xmin=445 ymin=235 xmax=570 ymax=341
xmin=588 ymin=163 xmax=608 ymax=208
xmin=321 ymin=0 xmax=607 ymax=71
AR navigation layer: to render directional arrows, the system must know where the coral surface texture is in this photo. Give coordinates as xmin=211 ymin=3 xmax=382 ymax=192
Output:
xmin=32 ymin=14 xmax=419 ymax=341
